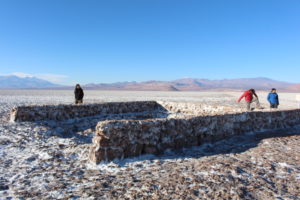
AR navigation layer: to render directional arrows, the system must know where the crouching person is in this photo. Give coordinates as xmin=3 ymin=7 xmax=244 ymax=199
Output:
xmin=74 ymin=84 xmax=84 ymax=104
xmin=237 ymin=89 xmax=262 ymax=111
xmin=267 ymin=88 xmax=279 ymax=110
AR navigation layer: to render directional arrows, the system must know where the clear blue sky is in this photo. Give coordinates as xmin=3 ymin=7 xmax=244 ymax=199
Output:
xmin=0 ymin=0 xmax=299 ymax=85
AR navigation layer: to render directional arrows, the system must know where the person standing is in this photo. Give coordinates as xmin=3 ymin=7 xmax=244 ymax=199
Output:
xmin=237 ymin=89 xmax=261 ymax=111
xmin=267 ymin=88 xmax=279 ymax=110
xmin=74 ymin=84 xmax=84 ymax=104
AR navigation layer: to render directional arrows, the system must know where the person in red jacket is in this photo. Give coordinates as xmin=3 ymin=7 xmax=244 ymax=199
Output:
xmin=237 ymin=89 xmax=261 ymax=111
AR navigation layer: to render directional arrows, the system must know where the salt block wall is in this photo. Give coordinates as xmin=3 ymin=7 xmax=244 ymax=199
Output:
xmin=158 ymin=101 xmax=243 ymax=116
xmin=89 ymin=109 xmax=300 ymax=163
xmin=10 ymin=101 xmax=162 ymax=122
xmin=9 ymin=101 xmax=300 ymax=163
xmin=10 ymin=101 xmax=241 ymax=122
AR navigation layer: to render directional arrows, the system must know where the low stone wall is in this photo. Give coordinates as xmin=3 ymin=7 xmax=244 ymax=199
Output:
xmin=89 ymin=109 xmax=300 ymax=163
xmin=158 ymin=101 xmax=243 ymax=116
xmin=10 ymin=101 xmax=242 ymax=122
xmin=10 ymin=101 xmax=163 ymax=122
xmin=9 ymin=101 xmax=300 ymax=163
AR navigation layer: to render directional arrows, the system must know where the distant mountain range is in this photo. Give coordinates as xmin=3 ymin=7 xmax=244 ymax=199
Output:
xmin=83 ymin=77 xmax=297 ymax=91
xmin=287 ymin=83 xmax=300 ymax=92
xmin=0 ymin=75 xmax=60 ymax=89
xmin=0 ymin=75 xmax=299 ymax=91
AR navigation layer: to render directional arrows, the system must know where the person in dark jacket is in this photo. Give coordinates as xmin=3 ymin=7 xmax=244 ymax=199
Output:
xmin=237 ymin=89 xmax=262 ymax=111
xmin=267 ymin=88 xmax=279 ymax=110
xmin=74 ymin=84 xmax=84 ymax=104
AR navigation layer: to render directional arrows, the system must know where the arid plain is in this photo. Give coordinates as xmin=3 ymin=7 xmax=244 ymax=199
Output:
xmin=0 ymin=90 xmax=299 ymax=199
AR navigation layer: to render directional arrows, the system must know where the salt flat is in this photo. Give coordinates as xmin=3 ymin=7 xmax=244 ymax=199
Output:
xmin=0 ymin=89 xmax=299 ymax=112
xmin=0 ymin=90 xmax=300 ymax=199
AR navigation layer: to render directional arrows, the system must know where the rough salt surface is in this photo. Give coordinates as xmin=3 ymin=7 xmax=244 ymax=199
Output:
xmin=0 ymin=90 xmax=300 ymax=199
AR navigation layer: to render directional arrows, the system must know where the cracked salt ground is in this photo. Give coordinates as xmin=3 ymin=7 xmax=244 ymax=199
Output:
xmin=1 ymin=118 xmax=300 ymax=199
xmin=1 ymin=91 xmax=300 ymax=199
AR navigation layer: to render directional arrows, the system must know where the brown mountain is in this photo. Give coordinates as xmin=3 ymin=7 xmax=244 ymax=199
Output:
xmin=287 ymin=83 xmax=300 ymax=92
xmin=84 ymin=81 xmax=179 ymax=91
xmin=83 ymin=77 xmax=294 ymax=91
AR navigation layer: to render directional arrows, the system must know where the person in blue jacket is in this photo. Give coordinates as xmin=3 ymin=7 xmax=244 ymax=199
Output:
xmin=267 ymin=88 xmax=279 ymax=110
